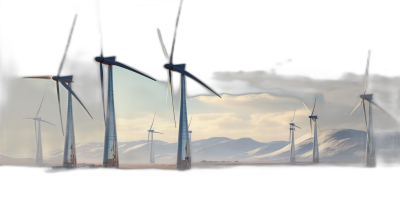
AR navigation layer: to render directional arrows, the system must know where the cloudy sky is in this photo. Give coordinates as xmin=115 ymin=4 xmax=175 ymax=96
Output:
xmin=1 ymin=0 xmax=399 ymax=158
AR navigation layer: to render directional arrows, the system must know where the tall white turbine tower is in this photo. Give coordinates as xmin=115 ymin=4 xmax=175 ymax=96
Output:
xmin=157 ymin=0 xmax=221 ymax=170
xmin=24 ymin=93 xmax=56 ymax=166
xmin=288 ymin=109 xmax=301 ymax=163
xmin=302 ymin=95 xmax=322 ymax=163
xmin=147 ymin=113 xmax=163 ymax=163
xmin=350 ymin=50 xmax=394 ymax=167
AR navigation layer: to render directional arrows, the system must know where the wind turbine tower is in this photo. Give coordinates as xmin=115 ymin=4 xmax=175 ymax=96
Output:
xmin=63 ymin=81 xmax=77 ymax=167
xmin=288 ymin=109 xmax=301 ymax=163
xmin=157 ymin=0 xmax=221 ymax=170
xmin=350 ymin=51 xmax=394 ymax=167
xmin=302 ymin=96 xmax=322 ymax=163
xmin=147 ymin=113 xmax=164 ymax=163
xmin=24 ymin=93 xmax=56 ymax=165
xmin=94 ymin=2 xmax=156 ymax=167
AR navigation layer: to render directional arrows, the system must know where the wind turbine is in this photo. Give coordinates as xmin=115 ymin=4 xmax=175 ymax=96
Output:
xmin=302 ymin=95 xmax=322 ymax=163
xmin=350 ymin=50 xmax=394 ymax=167
xmin=94 ymin=2 xmax=156 ymax=168
xmin=24 ymin=93 xmax=56 ymax=166
xmin=22 ymin=13 xmax=93 ymax=136
xmin=157 ymin=0 xmax=221 ymax=170
xmin=288 ymin=109 xmax=301 ymax=163
xmin=147 ymin=113 xmax=164 ymax=163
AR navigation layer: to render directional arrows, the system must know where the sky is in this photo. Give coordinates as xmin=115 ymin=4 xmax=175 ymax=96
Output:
xmin=1 ymin=0 xmax=400 ymax=158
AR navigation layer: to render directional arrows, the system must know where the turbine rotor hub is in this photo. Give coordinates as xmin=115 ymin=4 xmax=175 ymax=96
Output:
xmin=95 ymin=56 xmax=104 ymax=63
xmin=164 ymin=63 xmax=173 ymax=70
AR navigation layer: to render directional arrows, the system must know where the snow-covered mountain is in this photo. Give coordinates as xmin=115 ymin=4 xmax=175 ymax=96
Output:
xmin=246 ymin=129 xmax=399 ymax=164
xmin=0 ymin=155 xmax=36 ymax=166
xmin=37 ymin=137 xmax=281 ymax=165
xmin=2 ymin=129 xmax=398 ymax=166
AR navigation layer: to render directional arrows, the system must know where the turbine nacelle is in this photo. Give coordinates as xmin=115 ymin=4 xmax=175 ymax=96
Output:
xmin=148 ymin=130 xmax=154 ymax=133
xmin=309 ymin=115 xmax=318 ymax=119
xmin=360 ymin=94 xmax=373 ymax=101
xmin=52 ymin=75 xmax=73 ymax=83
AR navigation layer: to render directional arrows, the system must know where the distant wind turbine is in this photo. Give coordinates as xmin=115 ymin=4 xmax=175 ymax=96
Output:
xmin=288 ymin=109 xmax=301 ymax=163
xmin=302 ymin=95 xmax=322 ymax=163
xmin=94 ymin=1 xmax=156 ymax=168
xmin=350 ymin=50 xmax=395 ymax=167
xmin=147 ymin=112 xmax=163 ymax=164
xmin=24 ymin=93 xmax=56 ymax=166
xmin=157 ymin=0 xmax=221 ymax=170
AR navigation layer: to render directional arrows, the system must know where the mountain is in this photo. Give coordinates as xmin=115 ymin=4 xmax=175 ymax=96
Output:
xmin=246 ymin=129 xmax=399 ymax=164
xmin=4 ymin=129 xmax=399 ymax=166
xmin=37 ymin=137 xmax=280 ymax=165
xmin=0 ymin=155 xmax=36 ymax=166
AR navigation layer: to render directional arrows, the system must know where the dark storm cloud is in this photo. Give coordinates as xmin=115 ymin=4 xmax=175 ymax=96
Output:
xmin=214 ymin=71 xmax=400 ymax=132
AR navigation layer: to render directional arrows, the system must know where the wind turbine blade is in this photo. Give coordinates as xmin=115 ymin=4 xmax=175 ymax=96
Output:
xmin=289 ymin=129 xmax=292 ymax=142
xmin=99 ymin=63 xmax=105 ymax=123
xmin=157 ymin=29 xmax=169 ymax=59
xmin=170 ymin=0 xmax=183 ymax=64
xmin=291 ymin=109 xmax=296 ymax=122
xmin=364 ymin=50 xmax=371 ymax=94
xmin=350 ymin=99 xmax=363 ymax=116
xmin=35 ymin=93 xmax=45 ymax=118
xmin=309 ymin=119 xmax=312 ymax=136
xmin=147 ymin=132 xmax=150 ymax=151
xmin=97 ymin=0 xmax=103 ymax=57
xmin=173 ymin=67 xmax=221 ymax=98
xmin=169 ymin=70 xmax=176 ymax=128
xmin=369 ymin=100 xmax=396 ymax=120
xmin=362 ymin=99 xmax=371 ymax=150
xmin=294 ymin=125 xmax=301 ymax=129
xmin=40 ymin=120 xmax=56 ymax=126
xmin=56 ymin=81 xmax=64 ymax=136
xmin=57 ymin=14 xmax=77 ymax=77
xmin=150 ymin=112 xmax=156 ymax=130
xmin=166 ymin=74 xmax=170 ymax=103
xmin=34 ymin=121 xmax=38 ymax=146
xmin=189 ymin=115 xmax=192 ymax=128
xmin=311 ymin=95 xmax=317 ymax=116
xmin=23 ymin=76 xmax=53 ymax=80
xmin=59 ymin=79 xmax=93 ymax=119
xmin=106 ymin=60 xmax=156 ymax=81
xmin=302 ymin=102 xmax=311 ymax=116
xmin=312 ymin=118 xmax=322 ymax=133
xmin=154 ymin=132 xmax=164 ymax=134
